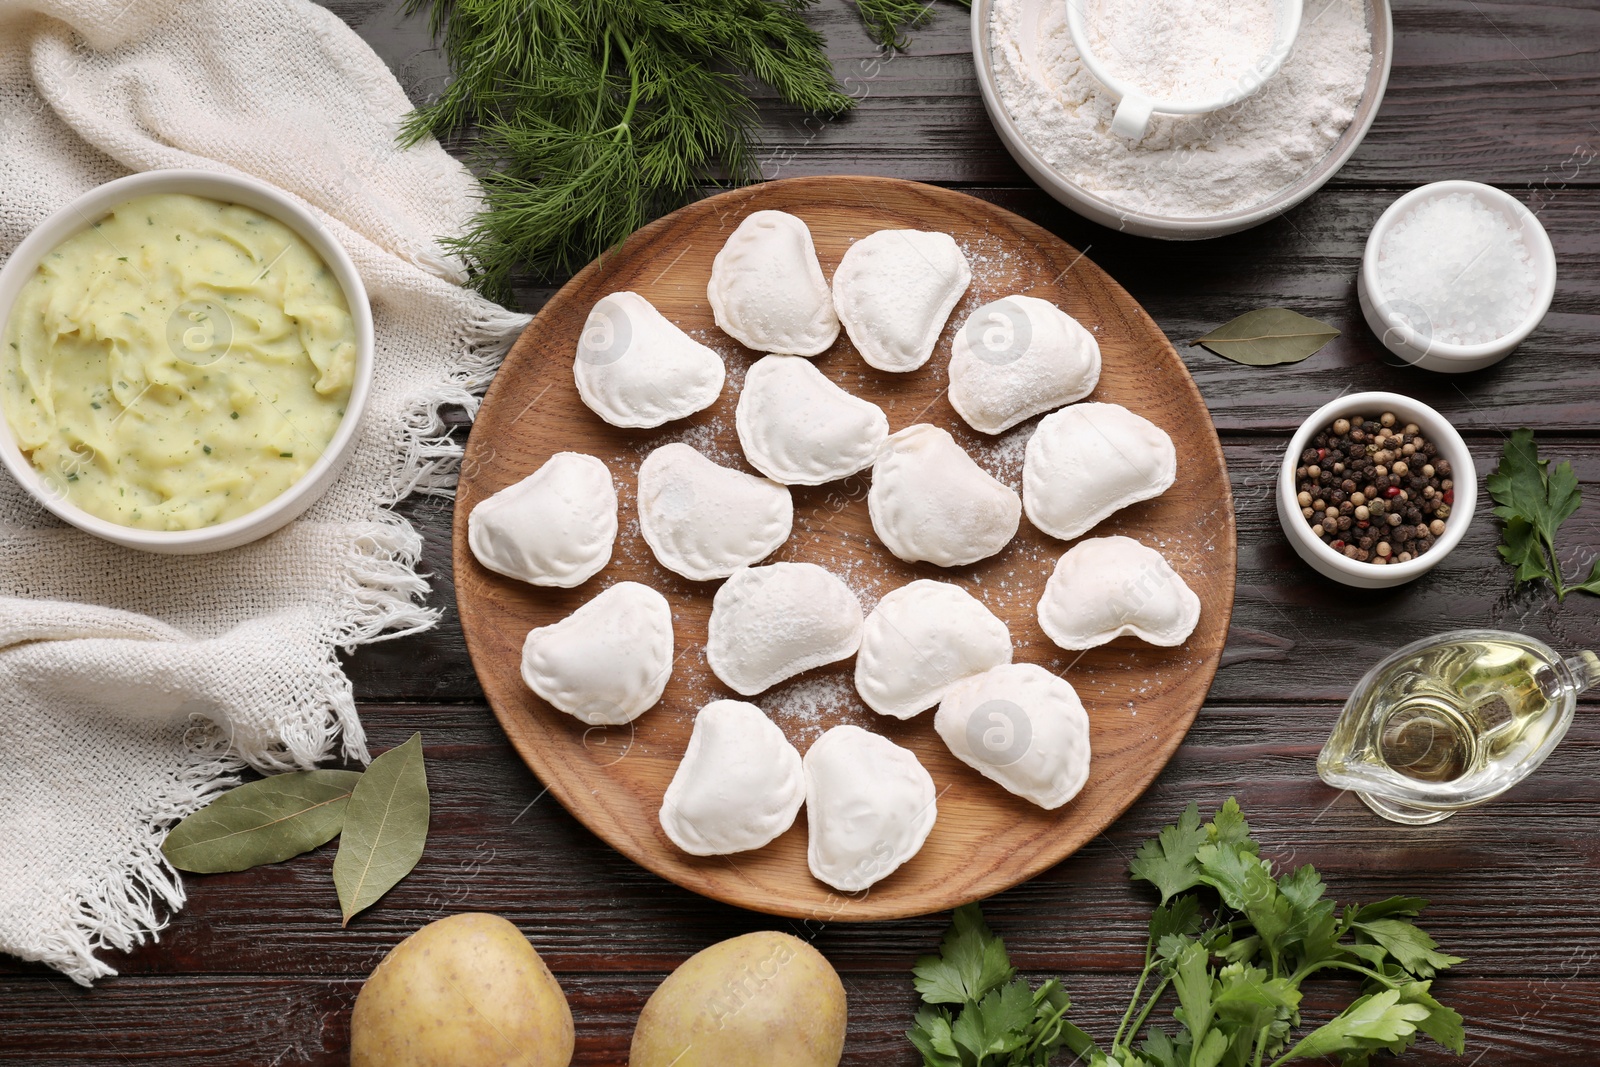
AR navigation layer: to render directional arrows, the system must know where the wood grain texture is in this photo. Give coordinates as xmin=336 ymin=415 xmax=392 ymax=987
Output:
xmin=7 ymin=973 xmax=1600 ymax=1065
xmin=6 ymin=0 xmax=1600 ymax=1060
xmin=452 ymin=177 xmax=1236 ymax=920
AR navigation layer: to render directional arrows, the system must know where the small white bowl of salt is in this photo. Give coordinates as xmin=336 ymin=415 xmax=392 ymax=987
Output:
xmin=1358 ymin=180 xmax=1556 ymax=373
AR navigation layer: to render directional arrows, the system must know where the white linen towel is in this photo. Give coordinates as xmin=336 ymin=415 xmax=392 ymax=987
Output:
xmin=0 ymin=0 xmax=526 ymax=984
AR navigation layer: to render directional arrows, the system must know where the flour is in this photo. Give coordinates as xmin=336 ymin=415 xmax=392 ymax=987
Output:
xmin=1086 ymin=0 xmax=1277 ymax=102
xmin=991 ymin=0 xmax=1372 ymax=218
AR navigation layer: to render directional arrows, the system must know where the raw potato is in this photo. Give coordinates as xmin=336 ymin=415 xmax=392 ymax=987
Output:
xmin=630 ymin=931 xmax=846 ymax=1066
xmin=351 ymin=912 xmax=574 ymax=1067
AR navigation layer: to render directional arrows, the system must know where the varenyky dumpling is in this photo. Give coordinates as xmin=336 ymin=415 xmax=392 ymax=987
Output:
xmin=574 ymin=291 xmax=725 ymax=428
xmin=832 ymin=229 xmax=972 ymax=372
xmin=736 ymin=355 xmax=889 ymax=485
xmin=934 ymin=663 xmax=1091 ymax=810
xmin=706 ymin=562 xmax=863 ymax=696
xmin=521 ymin=581 xmax=674 ymax=725
xmin=1024 ymin=402 xmax=1176 ymax=541
xmin=803 ymin=724 xmax=937 ymax=892
xmin=948 ymin=295 xmax=1101 ymax=435
xmin=868 ymin=424 xmax=1021 ymax=567
xmin=1037 ymin=536 xmax=1200 ymax=650
xmin=707 ymin=210 xmax=839 ymax=356
xmin=855 ymin=579 xmax=1012 ymax=720
xmin=468 ymin=451 xmax=616 ymax=588
xmin=659 ymin=700 xmax=804 ymax=856
xmin=636 ymin=443 xmax=793 ymax=581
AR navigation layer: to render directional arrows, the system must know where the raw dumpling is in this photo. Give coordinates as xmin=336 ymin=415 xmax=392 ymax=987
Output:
xmin=868 ymin=424 xmax=1021 ymax=567
xmin=934 ymin=663 xmax=1091 ymax=810
xmin=832 ymin=230 xmax=971 ymax=372
xmin=574 ymin=291 xmax=725 ymax=428
xmin=637 ymin=443 xmax=793 ymax=581
xmin=736 ymin=355 xmax=889 ymax=485
xmin=520 ymin=581 xmax=674 ymax=725
xmin=707 ymin=210 xmax=839 ymax=356
xmin=1037 ymin=536 xmax=1200 ymax=650
xmin=803 ymin=725 xmax=937 ymax=892
xmin=855 ymin=580 xmax=1012 ymax=720
xmin=1023 ymin=402 xmax=1177 ymax=541
xmin=468 ymin=452 xmax=616 ymax=588
xmin=706 ymin=562 xmax=863 ymax=696
xmin=948 ymin=295 xmax=1101 ymax=434
xmin=659 ymin=700 xmax=805 ymax=856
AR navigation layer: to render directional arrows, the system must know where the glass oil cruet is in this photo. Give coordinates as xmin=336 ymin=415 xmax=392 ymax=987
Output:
xmin=1318 ymin=629 xmax=1600 ymax=825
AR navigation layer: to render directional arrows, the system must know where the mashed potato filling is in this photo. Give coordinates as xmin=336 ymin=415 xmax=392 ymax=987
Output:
xmin=1 ymin=193 xmax=356 ymax=530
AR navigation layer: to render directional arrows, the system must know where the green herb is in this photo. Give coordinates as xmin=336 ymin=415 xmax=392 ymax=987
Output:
xmin=401 ymin=0 xmax=855 ymax=301
xmin=1486 ymin=428 xmax=1600 ymax=600
xmin=907 ymin=800 xmax=1466 ymax=1067
xmin=334 ymin=733 xmax=430 ymax=926
xmin=1191 ymin=309 xmax=1340 ymax=366
xmin=909 ymin=905 xmax=1088 ymax=1066
xmin=161 ymin=770 xmax=362 ymax=873
xmin=857 ymin=0 xmax=971 ymax=49
xmin=161 ymin=737 xmax=430 ymax=923
xmin=279 ymin=451 xmax=294 ymax=458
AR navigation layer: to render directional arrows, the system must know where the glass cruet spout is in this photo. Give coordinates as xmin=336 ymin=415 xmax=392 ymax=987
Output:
xmin=1558 ymin=650 xmax=1600 ymax=699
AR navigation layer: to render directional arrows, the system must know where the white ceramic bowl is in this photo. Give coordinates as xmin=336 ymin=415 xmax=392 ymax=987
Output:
xmin=0 ymin=169 xmax=373 ymax=554
xmin=1357 ymin=180 xmax=1557 ymax=373
xmin=1276 ymin=392 xmax=1476 ymax=588
xmin=971 ymin=0 xmax=1393 ymax=239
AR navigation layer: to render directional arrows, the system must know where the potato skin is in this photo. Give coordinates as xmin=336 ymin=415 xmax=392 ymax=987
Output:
xmin=630 ymin=931 xmax=846 ymax=1067
xmin=350 ymin=912 xmax=574 ymax=1067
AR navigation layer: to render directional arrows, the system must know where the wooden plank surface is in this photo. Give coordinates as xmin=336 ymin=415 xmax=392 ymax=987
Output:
xmin=4 ymin=0 xmax=1600 ymax=1062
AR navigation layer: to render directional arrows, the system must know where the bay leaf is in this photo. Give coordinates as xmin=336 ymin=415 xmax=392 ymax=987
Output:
xmin=1192 ymin=308 xmax=1339 ymax=366
xmin=333 ymin=732 xmax=429 ymax=926
xmin=162 ymin=769 xmax=363 ymax=873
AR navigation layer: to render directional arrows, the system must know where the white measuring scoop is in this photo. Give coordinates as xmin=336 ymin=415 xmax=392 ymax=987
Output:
xmin=1066 ymin=0 xmax=1304 ymax=141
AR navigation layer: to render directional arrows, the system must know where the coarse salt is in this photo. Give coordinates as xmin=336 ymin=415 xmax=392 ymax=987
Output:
xmin=1373 ymin=192 xmax=1537 ymax=347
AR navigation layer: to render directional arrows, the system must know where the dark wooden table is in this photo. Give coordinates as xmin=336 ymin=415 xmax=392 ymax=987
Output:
xmin=4 ymin=1 xmax=1599 ymax=1062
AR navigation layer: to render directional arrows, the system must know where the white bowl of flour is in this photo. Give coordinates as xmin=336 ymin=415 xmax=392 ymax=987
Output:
xmin=973 ymin=0 xmax=1392 ymax=238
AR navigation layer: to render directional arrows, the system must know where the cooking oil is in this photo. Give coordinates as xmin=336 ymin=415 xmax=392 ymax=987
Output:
xmin=1318 ymin=630 xmax=1600 ymax=824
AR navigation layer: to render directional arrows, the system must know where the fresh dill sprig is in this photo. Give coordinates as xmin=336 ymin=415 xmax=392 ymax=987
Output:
xmin=854 ymin=0 xmax=971 ymax=51
xmin=401 ymin=0 xmax=855 ymax=301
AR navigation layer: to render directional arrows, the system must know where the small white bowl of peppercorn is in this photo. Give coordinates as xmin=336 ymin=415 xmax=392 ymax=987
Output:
xmin=1276 ymin=392 xmax=1476 ymax=588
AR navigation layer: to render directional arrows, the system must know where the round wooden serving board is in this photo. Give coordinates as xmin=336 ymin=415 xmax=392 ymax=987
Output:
xmin=454 ymin=177 xmax=1236 ymax=921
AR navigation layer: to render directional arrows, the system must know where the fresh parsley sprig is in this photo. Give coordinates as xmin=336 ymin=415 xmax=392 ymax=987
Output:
xmin=1486 ymin=428 xmax=1600 ymax=600
xmin=907 ymin=800 xmax=1467 ymax=1067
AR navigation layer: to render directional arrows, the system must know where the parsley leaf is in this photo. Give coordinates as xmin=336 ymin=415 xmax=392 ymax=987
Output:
xmin=1130 ymin=801 xmax=1207 ymax=902
xmin=1275 ymin=988 xmax=1432 ymax=1061
xmin=912 ymin=903 xmax=1015 ymax=1004
xmin=906 ymin=801 xmax=1467 ymax=1067
xmin=1352 ymin=918 xmax=1465 ymax=978
xmin=1487 ymin=428 xmax=1598 ymax=600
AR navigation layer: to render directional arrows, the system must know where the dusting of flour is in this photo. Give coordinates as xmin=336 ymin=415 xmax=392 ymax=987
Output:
xmin=990 ymin=0 xmax=1372 ymax=217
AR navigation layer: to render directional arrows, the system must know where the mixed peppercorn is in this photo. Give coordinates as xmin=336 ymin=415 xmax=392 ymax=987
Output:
xmin=1295 ymin=411 xmax=1453 ymax=565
